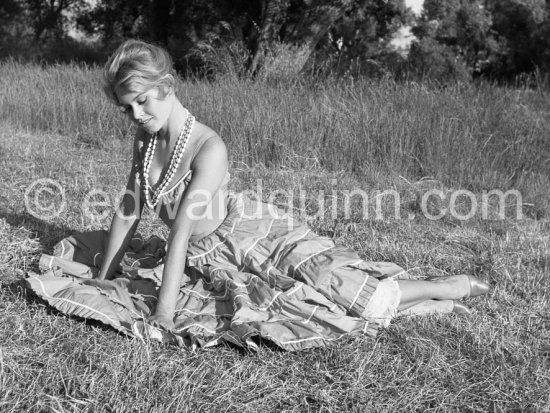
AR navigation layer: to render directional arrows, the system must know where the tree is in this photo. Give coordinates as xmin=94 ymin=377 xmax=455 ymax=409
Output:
xmin=486 ymin=0 xmax=548 ymax=79
xmin=76 ymin=0 xmax=150 ymax=43
xmin=410 ymin=0 xmax=550 ymax=81
xmin=74 ymin=0 xmax=409 ymax=76
xmin=244 ymin=0 xmax=410 ymax=75
xmin=322 ymin=0 xmax=411 ymax=74
xmin=24 ymin=0 xmax=86 ymax=42
xmin=410 ymin=0 xmax=494 ymax=80
xmin=0 ymin=0 xmax=30 ymax=55
xmin=0 ymin=0 xmax=25 ymax=37
xmin=244 ymin=0 xmax=291 ymax=75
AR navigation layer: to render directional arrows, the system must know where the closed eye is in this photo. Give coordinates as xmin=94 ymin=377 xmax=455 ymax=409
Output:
xmin=118 ymin=94 xmax=147 ymax=114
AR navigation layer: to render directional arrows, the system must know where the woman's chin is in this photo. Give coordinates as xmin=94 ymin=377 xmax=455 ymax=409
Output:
xmin=139 ymin=122 xmax=157 ymax=134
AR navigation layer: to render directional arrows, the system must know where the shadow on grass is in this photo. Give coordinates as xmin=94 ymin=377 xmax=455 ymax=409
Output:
xmin=0 ymin=207 xmax=73 ymax=251
xmin=0 ymin=277 xmax=132 ymax=340
xmin=0 ymin=208 xmax=93 ymax=329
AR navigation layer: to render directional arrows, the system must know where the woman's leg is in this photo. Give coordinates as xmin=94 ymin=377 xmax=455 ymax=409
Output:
xmin=397 ymin=275 xmax=488 ymax=311
xmin=400 ymin=299 xmax=456 ymax=316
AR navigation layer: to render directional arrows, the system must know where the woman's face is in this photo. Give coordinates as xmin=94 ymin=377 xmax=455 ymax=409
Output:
xmin=115 ymin=85 xmax=174 ymax=134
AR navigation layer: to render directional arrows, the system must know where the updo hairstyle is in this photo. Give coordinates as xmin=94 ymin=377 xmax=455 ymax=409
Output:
xmin=103 ymin=39 xmax=176 ymax=104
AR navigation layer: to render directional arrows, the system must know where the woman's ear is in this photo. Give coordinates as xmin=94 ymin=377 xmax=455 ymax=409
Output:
xmin=157 ymin=84 xmax=174 ymax=99
xmin=165 ymin=74 xmax=175 ymax=95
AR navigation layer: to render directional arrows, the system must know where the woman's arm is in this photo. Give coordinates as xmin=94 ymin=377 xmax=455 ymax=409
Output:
xmin=149 ymin=136 xmax=228 ymax=330
xmin=97 ymin=138 xmax=144 ymax=280
xmin=96 ymin=194 xmax=141 ymax=280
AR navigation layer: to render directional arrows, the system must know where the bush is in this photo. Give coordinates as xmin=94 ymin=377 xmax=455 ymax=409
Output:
xmin=0 ymin=36 xmax=108 ymax=66
xmin=407 ymin=37 xmax=472 ymax=84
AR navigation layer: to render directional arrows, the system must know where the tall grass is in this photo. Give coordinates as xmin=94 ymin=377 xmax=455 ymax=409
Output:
xmin=1 ymin=60 xmax=548 ymax=196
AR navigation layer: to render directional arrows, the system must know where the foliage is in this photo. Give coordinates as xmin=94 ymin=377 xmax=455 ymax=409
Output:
xmin=24 ymin=0 xmax=87 ymax=41
xmin=75 ymin=0 xmax=150 ymax=47
xmin=407 ymin=37 xmax=471 ymax=83
xmin=4 ymin=0 xmax=550 ymax=82
xmin=56 ymin=0 xmax=413 ymax=77
xmin=308 ymin=0 xmax=412 ymax=77
xmin=410 ymin=0 xmax=495 ymax=81
xmin=487 ymin=0 xmax=549 ymax=79
xmin=410 ymin=0 xmax=550 ymax=82
xmin=0 ymin=0 xmax=31 ymax=56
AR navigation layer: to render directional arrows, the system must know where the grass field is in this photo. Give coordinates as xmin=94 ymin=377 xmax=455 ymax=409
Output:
xmin=1 ymin=61 xmax=549 ymax=412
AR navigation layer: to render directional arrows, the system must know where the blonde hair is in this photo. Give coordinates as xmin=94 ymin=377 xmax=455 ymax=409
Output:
xmin=103 ymin=39 xmax=175 ymax=103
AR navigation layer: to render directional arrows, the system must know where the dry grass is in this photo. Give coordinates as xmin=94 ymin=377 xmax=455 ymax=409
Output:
xmin=0 ymin=62 xmax=549 ymax=411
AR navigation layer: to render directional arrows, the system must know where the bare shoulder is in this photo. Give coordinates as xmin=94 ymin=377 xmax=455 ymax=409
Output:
xmin=191 ymin=121 xmax=227 ymax=169
xmin=192 ymin=120 xmax=218 ymax=139
xmin=193 ymin=135 xmax=228 ymax=170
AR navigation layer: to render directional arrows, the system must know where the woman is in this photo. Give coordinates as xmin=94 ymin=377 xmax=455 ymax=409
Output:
xmin=97 ymin=39 xmax=489 ymax=338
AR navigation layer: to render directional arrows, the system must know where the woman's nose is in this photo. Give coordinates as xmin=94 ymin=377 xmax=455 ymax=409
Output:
xmin=130 ymin=106 xmax=144 ymax=121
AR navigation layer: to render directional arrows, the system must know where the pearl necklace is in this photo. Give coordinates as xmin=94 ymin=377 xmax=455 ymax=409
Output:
xmin=142 ymin=113 xmax=195 ymax=208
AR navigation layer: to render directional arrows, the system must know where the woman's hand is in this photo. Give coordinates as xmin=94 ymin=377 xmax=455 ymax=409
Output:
xmin=148 ymin=313 xmax=176 ymax=332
